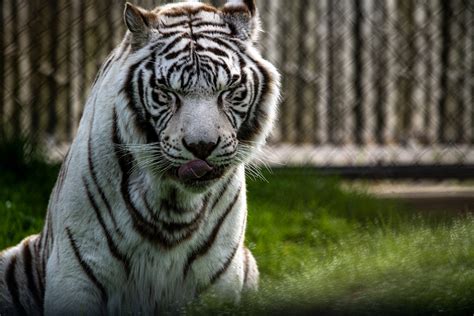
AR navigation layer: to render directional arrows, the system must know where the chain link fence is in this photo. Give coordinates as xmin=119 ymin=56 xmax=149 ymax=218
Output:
xmin=1 ymin=0 xmax=473 ymax=173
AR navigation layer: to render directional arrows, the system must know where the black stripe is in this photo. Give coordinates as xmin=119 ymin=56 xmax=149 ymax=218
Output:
xmin=123 ymin=59 xmax=159 ymax=143
xmin=160 ymin=188 xmax=181 ymax=214
xmin=115 ymin=44 xmax=130 ymax=61
xmin=87 ymin=113 xmax=120 ymax=231
xmin=83 ymin=179 xmax=131 ymax=277
xmin=196 ymin=34 xmax=245 ymax=53
xmin=208 ymin=242 xmax=240 ymax=286
xmin=22 ymin=239 xmax=43 ymax=311
xmin=155 ymin=30 xmax=184 ymax=40
xmin=183 ymin=187 xmax=242 ymax=277
xmin=160 ymin=195 xmax=210 ymax=235
xmin=237 ymin=59 xmax=273 ymax=143
xmin=192 ymin=21 xmax=227 ymax=29
xmin=5 ymin=255 xmax=27 ymax=316
xmin=160 ymin=19 xmax=224 ymax=30
xmin=202 ymin=213 xmax=247 ymax=293
xmin=33 ymin=237 xmax=45 ymax=297
xmin=40 ymin=230 xmax=48 ymax=305
xmin=137 ymin=69 xmax=148 ymax=110
xmin=92 ymin=52 xmax=115 ymax=87
xmin=160 ymin=19 xmax=194 ymax=29
xmin=113 ymin=109 xmax=186 ymax=248
xmin=243 ymin=247 xmax=250 ymax=286
xmin=66 ymin=227 xmax=108 ymax=303
xmin=142 ymin=194 xmax=160 ymax=222
xmin=42 ymin=213 xmax=54 ymax=283
xmin=158 ymin=36 xmax=185 ymax=56
xmin=54 ymin=149 xmax=71 ymax=202
xmin=225 ymin=111 xmax=238 ymax=130
xmin=194 ymin=30 xmax=233 ymax=38
xmin=203 ymin=46 xmax=230 ymax=58
xmin=210 ymin=171 xmax=235 ymax=211
xmin=165 ymin=43 xmax=191 ymax=60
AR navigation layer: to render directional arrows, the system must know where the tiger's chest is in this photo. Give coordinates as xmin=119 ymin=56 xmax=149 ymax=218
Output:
xmin=105 ymin=208 xmax=243 ymax=314
xmin=107 ymin=245 xmax=202 ymax=313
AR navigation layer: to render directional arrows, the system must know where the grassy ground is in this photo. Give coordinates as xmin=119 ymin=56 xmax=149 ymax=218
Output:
xmin=240 ymin=170 xmax=474 ymax=315
xmin=1 ymin=161 xmax=473 ymax=315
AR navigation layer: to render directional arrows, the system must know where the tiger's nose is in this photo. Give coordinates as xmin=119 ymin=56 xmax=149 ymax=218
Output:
xmin=182 ymin=138 xmax=219 ymax=160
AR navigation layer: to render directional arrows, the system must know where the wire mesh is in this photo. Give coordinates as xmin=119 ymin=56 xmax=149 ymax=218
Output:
xmin=0 ymin=0 xmax=473 ymax=169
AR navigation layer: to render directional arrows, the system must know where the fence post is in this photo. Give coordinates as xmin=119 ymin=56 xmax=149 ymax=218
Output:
xmin=372 ymin=0 xmax=388 ymax=145
xmin=46 ymin=0 xmax=59 ymax=137
xmin=438 ymin=0 xmax=452 ymax=144
xmin=453 ymin=0 xmax=468 ymax=144
xmin=295 ymin=0 xmax=309 ymax=144
xmin=353 ymin=0 xmax=364 ymax=145
xmin=277 ymin=0 xmax=292 ymax=143
xmin=28 ymin=0 xmax=41 ymax=141
xmin=9 ymin=0 xmax=21 ymax=138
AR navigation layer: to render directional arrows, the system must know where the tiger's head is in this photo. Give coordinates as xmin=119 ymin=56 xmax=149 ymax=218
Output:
xmin=117 ymin=0 xmax=280 ymax=190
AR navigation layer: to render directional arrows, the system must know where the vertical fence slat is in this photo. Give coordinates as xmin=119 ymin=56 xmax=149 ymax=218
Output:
xmin=295 ymin=0 xmax=309 ymax=144
xmin=47 ymin=0 xmax=59 ymax=136
xmin=316 ymin=0 xmax=329 ymax=145
xmin=310 ymin=0 xmax=322 ymax=145
xmin=28 ymin=0 xmax=41 ymax=140
xmin=277 ymin=0 xmax=291 ymax=143
xmin=361 ymin=0 xmax=373 ymax=146
xmin=372 ymin=0 xmax=388 ymax=145
xmin=411 ymin=0 xmax=425 ymax=146
xmin=469 ymin=0 xmax=474 ymax=144
xmin=422 ymin=0 xmax=433 ymax=145
xmin=64 ymin=0 xmax=73 ymax=140
xmin=9 ymin=0 xmax=21 ymax=137
xmin=341 ymin=1 xmax=355 ymax=145
xmin=353 ymin=0 xmax=364 ymax=145
xmin=395 ymin=0 xmax=416 ymax=145
xmin=105 ymin=0 xmax=116 ymax=53
xmin=438 ymin=0 xmax=452 ymax=144
xmin=18 ymin=1 xmax=31 ymax=139
xmin=454 ymin=0 xmax=467 ymax=143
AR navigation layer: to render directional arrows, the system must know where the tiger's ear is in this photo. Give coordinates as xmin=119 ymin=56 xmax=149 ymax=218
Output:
xmin=222 ymin=0 xmax=260 ymax=42
xmin=124 ymin=3 xmax=158 ymax=48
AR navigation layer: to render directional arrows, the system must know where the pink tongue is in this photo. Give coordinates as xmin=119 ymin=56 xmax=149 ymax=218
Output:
xmin=178 ymin=160 xmax=213 ymax=181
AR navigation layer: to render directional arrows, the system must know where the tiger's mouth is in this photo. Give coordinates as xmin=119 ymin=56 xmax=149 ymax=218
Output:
xmin=166 ymin=160 xmax=227 ymax=187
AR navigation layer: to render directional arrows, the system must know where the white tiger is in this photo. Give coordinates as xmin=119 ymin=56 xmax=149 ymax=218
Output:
xmin=0 ymin=0 xmax=280 ymax=314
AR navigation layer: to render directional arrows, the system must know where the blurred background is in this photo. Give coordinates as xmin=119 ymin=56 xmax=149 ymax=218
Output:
xmin=1 ymin=0 xmax=473 ymax=177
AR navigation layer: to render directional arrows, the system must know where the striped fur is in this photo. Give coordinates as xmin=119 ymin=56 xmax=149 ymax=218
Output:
xmin=0 ymin=0 xmax=280 ymax=314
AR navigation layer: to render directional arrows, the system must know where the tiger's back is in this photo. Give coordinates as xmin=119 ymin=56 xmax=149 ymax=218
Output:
xmin=0 ymin=0 xmax=279 ymax=314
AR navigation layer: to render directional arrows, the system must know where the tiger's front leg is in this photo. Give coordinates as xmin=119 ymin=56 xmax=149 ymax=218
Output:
xmin=205 ymin=246 xmax=259 ymax=303
xmin=241 ymin=247 xmax=259 ymax=292
xmin=43 ymin=243 xmax=111 ymax=315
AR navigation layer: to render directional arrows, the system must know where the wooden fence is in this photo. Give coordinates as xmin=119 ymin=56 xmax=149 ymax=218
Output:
xmin=1 ymin=0 xmax=473 ymax=166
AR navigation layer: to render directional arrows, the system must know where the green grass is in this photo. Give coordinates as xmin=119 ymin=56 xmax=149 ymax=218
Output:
xmin=0 ymin=163 xmax=59 ymax=250
xmin=1 ymin=162 xmax=473 ymax=315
